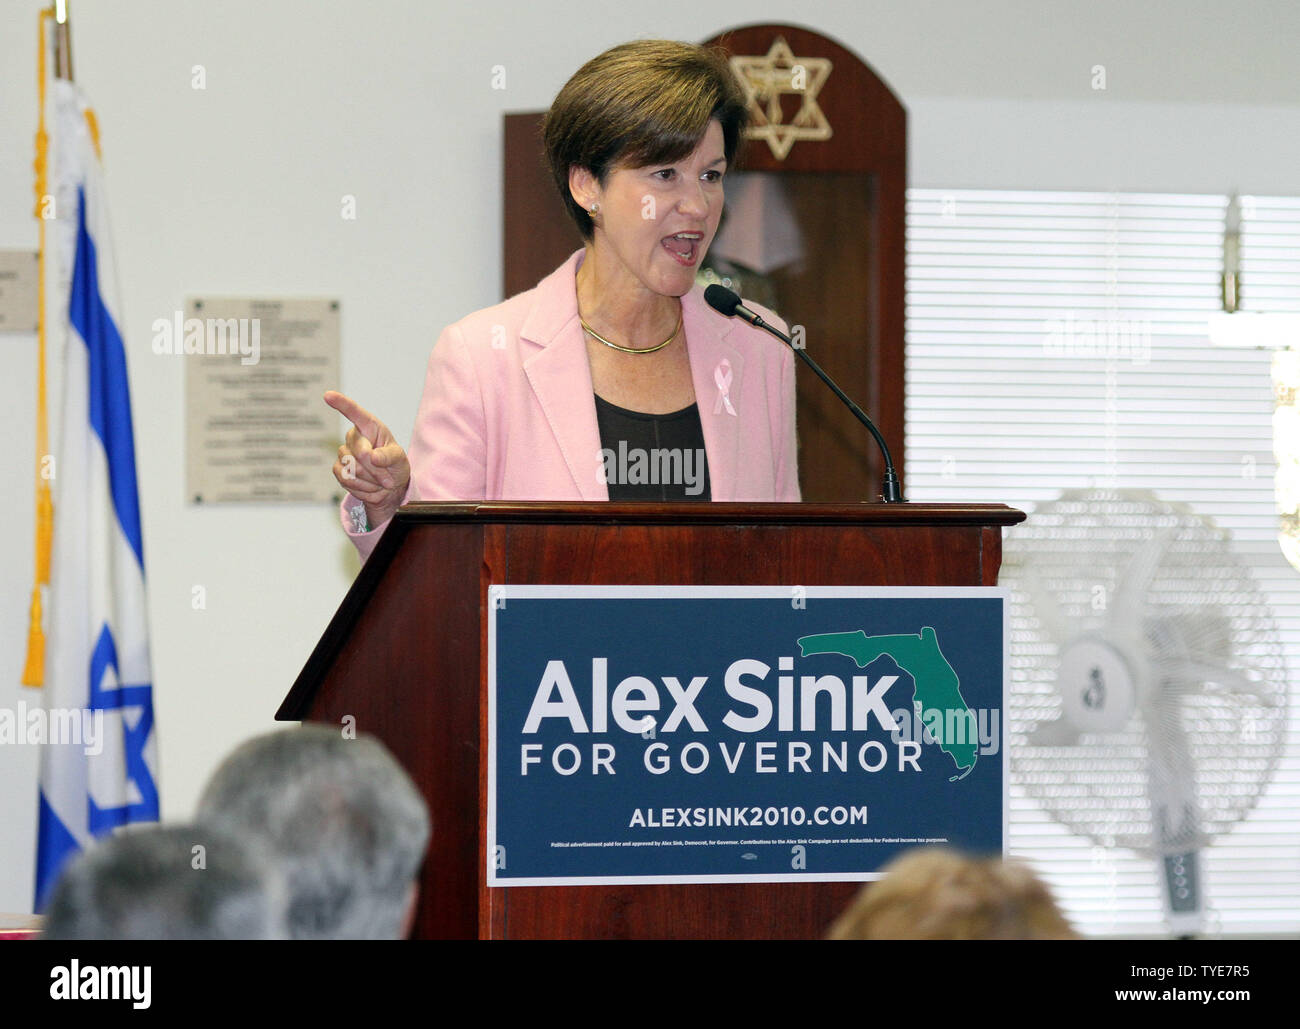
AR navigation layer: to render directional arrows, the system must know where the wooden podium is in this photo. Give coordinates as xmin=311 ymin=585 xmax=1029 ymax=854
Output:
xmin=278 ymin=501 xmax=1024 ymax=939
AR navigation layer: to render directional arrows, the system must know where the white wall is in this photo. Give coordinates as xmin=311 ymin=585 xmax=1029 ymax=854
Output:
xmin=2 ymin=0 xmax=1298 ymax=913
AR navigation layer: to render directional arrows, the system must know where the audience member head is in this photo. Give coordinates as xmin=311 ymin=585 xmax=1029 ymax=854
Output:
xmin=44 ymin=822 xmax=286 ymax=940
xmin=196 ymin=725 xmax=430 ymax=940
xmin=827 ymin=847 xmax=1078 ymax=940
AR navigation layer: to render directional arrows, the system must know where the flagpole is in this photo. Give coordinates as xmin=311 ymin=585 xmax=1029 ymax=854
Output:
xmin=21 ymin=5 xmax=63 ymax=687
xmin=23 ymin=3 xmax=80 ymax=687
xmin=54 ymin=0 xmax=72 ymax=82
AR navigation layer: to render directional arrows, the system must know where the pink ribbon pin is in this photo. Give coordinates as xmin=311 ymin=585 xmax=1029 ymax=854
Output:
xmin=714 ymin=359 xmax=736 ymax=416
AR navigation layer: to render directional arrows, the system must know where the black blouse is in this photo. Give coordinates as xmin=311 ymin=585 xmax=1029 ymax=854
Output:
xmin=593 ymin=393 xmax=712 ymax=501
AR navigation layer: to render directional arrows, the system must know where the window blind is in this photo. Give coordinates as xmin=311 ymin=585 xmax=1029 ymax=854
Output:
xmin=905 ymin=188 xmax=1300 ymax=936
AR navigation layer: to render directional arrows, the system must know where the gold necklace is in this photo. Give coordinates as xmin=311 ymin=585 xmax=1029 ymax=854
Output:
xmin=580 ymin=308 xmax=682 ymax=355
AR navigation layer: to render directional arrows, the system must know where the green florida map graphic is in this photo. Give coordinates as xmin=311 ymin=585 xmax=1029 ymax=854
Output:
xmin=797 ymin=627 xmax=978 ymax=781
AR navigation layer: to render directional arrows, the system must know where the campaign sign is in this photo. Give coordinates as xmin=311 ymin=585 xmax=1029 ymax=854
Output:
xmin=487 ymin=586 xmax=1007 ymax=886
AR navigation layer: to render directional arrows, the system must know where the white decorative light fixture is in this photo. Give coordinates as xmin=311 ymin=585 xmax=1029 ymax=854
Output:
xmin=1222 ymin=193 xmax=1241 ymax=314
xmin=1273 ymin=350 xmax=1300 ymax=571
xmin=1206 ymin=193 xmax=1300 ymax=571
xmin=1208 ymin=312 xmax=1300 ymax=349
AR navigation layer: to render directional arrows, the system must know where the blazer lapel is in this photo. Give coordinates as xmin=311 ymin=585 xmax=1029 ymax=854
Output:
xmin=519 ymin=256 xmax=744 ymax=503
xmin=520 ymin=253 xmax=608 ymax=500
xmin=683 ymin=290 xmax=744 ymax=501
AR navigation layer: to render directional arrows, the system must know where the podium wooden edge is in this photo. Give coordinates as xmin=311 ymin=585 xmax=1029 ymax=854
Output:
xmin=277 ymin=502 xmax=1025 ymax=722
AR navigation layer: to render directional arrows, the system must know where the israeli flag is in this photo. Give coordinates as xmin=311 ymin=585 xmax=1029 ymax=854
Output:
xmin=35 ymin=80 xmax=159 ymax=910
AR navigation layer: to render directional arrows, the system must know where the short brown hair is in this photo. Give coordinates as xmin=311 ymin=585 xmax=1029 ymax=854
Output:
xmin=826 ymin=848 xmax=1079 ymax=940
xmin=543 ymin=40 xmax=748 ymax=240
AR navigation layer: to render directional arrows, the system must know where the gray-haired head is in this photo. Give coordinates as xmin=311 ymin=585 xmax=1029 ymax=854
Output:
xmin=195 ymin=725 xmax=431 ymax=940
xmin=43 ymin=822 xmax=287 ymax=940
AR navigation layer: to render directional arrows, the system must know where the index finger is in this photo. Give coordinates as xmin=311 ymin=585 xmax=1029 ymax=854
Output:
xmin=324 ymin=390 xmax=381 ymax=442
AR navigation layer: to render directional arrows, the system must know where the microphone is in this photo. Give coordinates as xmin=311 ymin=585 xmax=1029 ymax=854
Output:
xmin=704 ymin=284 xmax=904 ymax=503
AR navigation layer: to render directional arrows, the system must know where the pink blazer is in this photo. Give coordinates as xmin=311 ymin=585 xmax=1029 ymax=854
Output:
xmin=343 ymin=250 xmax=800 ymax=559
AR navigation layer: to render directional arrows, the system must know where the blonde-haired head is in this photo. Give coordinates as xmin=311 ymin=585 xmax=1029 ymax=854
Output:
xmin=827 ymin=847 xmax=1078 ymax=940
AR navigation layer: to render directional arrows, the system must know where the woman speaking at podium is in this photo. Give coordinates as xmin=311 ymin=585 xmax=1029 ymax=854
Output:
xmin=327 ymin=40 xmax=800 ymax=561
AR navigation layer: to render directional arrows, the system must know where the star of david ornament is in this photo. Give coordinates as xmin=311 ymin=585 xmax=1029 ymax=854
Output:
xmin=729 ymin=37 xmax=833 ymax=161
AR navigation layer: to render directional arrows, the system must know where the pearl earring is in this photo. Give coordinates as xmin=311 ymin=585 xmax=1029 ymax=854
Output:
xmin=590 ymin=203 xmax=599 ymax=214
